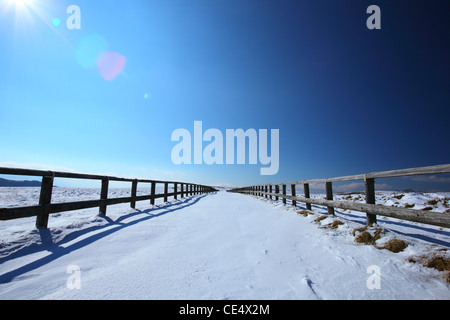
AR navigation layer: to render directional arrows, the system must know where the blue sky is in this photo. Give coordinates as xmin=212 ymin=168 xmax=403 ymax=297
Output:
xmin=0 ymin=0 xmax=449 ymax=190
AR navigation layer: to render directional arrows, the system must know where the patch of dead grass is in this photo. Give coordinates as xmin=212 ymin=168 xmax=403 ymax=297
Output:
xmin=327 ymin=220 xmax=344 ymax=229
xmin=424 ymin=256 xmax=450 ymax=272
xmin=408 ymin=254 xmax=450 ymax=284
xmin=296 ymin=210 xmax=311 ymax=217
xmin=314 ymin=215 xmax=328 ymax=224
xmin=352 ymin=226 xmax=408 ymax=252
xmin=352 ymin=226 xmax=383 ymax=245
xmin=379 ymin=238 xmax=409 ymax=253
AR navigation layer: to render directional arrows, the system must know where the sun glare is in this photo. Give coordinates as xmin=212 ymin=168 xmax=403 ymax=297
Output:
xmin=9 ymin=0 xmax=33 ymax=4
xmin=8 ymin=0 xmax=34 ymax=7
xmin=4 ymin=0 xmax=36 ymax=16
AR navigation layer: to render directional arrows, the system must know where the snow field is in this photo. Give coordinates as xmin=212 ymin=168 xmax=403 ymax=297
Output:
xmin=0 ymin=189 xmax=449 ymax=299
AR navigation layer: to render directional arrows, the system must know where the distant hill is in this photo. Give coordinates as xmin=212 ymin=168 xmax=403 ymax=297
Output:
xmin=0 ymin=178 xmax=41 ymax=187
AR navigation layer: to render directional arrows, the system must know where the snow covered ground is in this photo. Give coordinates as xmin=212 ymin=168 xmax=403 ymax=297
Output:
xmin=0 ymin=188 xmax=449 ymax=300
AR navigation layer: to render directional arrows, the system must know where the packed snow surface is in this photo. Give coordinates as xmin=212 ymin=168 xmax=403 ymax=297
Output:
xmin=0 ymin=188 xmax=449 ymax=299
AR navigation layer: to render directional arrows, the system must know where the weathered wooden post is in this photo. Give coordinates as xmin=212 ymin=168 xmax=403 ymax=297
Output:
xmin=326 ymin=181 xmax=334 ymax=215
xmin=282 ymin=184 xmax=287 ymax=204
xmin=275 ymin=185 xmax=279 ymax=201
xmin=36 ymin=175 xmax=54 ymax=228
xmin=269 ymin=185 xmax=272 ymax=200
xmin=291 ymin=184 xmax=296 ymax=207
xmin=174 ymin=183 xmax=178 ymax=200
xmin=304 ymin=183 xmax=311 ymax=210
xmin=131 ymin=179 xmax=138 ymax=209
xmin=365 ymin=178 xmax=377 ymax=225
xmin=265 ymin=185 xmax=268 ymax=198
xmin=164 ymin=182 xmax=169 ymax=202
xmin=150 ymin=181 xmax=156 ymax=205
xmin=99 ymin=178 xmax=109 ymax=215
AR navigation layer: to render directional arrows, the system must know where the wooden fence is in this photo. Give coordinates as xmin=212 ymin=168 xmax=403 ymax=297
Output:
xmin=228 ymin=164 xmax=450 ymax=229
xmin=0 ymin=167 xmax=217 ymax=228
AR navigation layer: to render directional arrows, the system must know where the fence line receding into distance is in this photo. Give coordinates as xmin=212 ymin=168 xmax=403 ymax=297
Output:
xmin=0 ymin=167 xmax=217 ymax=229
xmin=228 ymin=164 xmax=450 ymax=229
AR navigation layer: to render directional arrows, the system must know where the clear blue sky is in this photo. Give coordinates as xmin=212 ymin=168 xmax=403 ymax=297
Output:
xmin=0 ymin=0 xmax=449 ymax=190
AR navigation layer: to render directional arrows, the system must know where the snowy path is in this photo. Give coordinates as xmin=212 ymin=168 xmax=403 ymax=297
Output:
xmin=0 ymin=191 xmax=448 ymax=299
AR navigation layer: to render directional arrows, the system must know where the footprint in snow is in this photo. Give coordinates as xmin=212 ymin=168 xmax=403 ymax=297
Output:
xmin=301 ymin=277 xmax=321 ymax=299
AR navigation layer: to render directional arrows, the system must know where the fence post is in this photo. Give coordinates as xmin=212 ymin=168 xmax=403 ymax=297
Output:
xmin=99 ymin=178 xmax=109 ymax=215
xmin=275 ymin=185 xmax=279 ymax=200
xmin=269 ymin=185 xmax=272 ymax=200
xmin=291 ymin=184 xmax=296 ymax=207
xmin=325 ymin=181 xmax=334 ymax=215
xmin=304 ymin=183 xmax=311 ymax=210
xmin=150 ymin=182 xmax=156 ymax=205
xmin=265 ymin=185 xmax=268 ymax=198
xmin=365 ymin=178 xmax=377 ymax=225
xmin=36 ymin=175 xmax=54 ymax=229
xmin=164 ymin=182 xmax=168 ymax=202
xmin=174 ymin=183 xmax=178 ymax=200
xmin=282 ymin=184 xmax=286 ymax=204
xmin=131 ymin=179 xmax=138 ymax=209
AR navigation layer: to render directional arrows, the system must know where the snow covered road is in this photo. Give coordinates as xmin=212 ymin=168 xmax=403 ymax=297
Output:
xmin=0 ymin=191 xmax=449 ymax=299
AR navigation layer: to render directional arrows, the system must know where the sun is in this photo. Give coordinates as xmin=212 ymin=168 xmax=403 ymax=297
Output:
xmin=3 ymin=0 xmax=36 ymax=14
xmin=8 ymin=0 xmax=34 ymax=5
xmin=7 ymin=0 xmax=34 ymax=8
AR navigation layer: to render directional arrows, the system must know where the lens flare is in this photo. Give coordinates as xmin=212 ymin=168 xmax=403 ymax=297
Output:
xmin=97 ymin=51 xmax=126 ymax=81
xmin=75 ymin=33 xmax=108 ymax=68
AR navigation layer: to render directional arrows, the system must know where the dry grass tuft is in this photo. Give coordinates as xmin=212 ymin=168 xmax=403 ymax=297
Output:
xmin=353 ymin=226 xmax=383 ymax=245
xmin=409 ymin=254 xmax=450 ymax=284
xmin=380 ymin=239 xmax=409 ymax=253
xmin=424 ymin=256 xmax=450 ymax=272
xmin=354 ymin=231 xmax=374 ymax=244
xmin=296 ymin=210 xmax=311 ymax=217
xmin=426 ymin=199 xmax=439 ymax=206
xmin=314 ymin=215 xmax=328 ymax=224
xmin=327 ymin=220 xmax=344 ymax=229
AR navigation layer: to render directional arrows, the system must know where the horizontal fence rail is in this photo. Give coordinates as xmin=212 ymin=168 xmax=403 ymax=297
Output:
xmin=0 ymin=167 xmax=217 ymax=228
xmin=228 ymin=164 xmax=450 ymax=229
